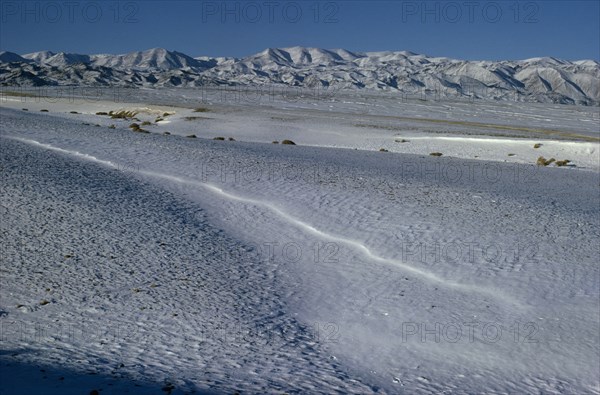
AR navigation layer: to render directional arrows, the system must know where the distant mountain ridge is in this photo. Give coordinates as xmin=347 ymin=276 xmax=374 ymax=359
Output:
xmin=1 ymin=47 xmax=599 ymax=105
xmin=18 ymin=48 xmax=213 ymax=71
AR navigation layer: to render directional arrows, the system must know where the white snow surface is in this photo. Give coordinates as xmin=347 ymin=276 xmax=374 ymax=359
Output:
xmin=1 ymin=90 xmax=599 ymax=394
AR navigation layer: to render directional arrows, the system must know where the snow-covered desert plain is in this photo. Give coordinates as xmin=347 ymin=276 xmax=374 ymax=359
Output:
xmin=1 ymin=84 xmax=599 ymax=394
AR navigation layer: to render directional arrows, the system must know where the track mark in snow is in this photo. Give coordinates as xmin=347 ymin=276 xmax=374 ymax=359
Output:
xmin=10 ymin=136 xmax=524 ymax=308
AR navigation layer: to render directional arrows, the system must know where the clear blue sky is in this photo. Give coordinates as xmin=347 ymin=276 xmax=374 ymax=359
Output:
xmin=1 ymin=0 xmax=598 ymax=60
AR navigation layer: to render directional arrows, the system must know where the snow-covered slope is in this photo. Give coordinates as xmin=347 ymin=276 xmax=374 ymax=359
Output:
xmin=22 ymin=48 xmax=211 ymax=71
xmin=22 ymin=50 xmax=57 ymax=63
xmin=2 ymin=47 xmax=600 ymax=105
xmin=91 ymin=48 xmax=212 ymax=71
xmin=1 ymin=98 xmax=598 ymax=393
xmin=32 ymin=52 xmax=91 ymax=67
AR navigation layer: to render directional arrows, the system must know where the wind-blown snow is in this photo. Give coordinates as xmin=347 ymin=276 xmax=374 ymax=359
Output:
xmin=0 ymin=88 xmax=599 ymax=394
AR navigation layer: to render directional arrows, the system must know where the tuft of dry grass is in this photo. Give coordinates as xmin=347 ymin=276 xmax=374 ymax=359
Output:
xmin=129 ymin=123 xmax=149 ymax=133
xmin=533 ymin=143 xmax=543 ymax=149
xmin=111 ymin=110 xmax=138 ymax=119
xmin=536 ymin=156 xmax=555 ymax=166
xmin=193 ymin=107 xmax=210 ymax=113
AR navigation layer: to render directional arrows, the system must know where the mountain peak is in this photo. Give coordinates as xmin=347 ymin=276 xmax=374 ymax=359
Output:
xmin=22 ymin=50 xmax=56 ymax=63
xmin=0 ymin=51 xmax=31 ymax=63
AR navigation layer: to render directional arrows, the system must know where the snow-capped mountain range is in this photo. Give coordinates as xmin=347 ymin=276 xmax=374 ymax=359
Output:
xmin=1 ymin=47 xmax=599 ymax=105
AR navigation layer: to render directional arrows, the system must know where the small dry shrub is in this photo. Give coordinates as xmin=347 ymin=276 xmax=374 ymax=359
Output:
xmin=111 ymin=110 xmax=138 ymax=119
xmin=536 ymin=156 xmax=555 ymax=166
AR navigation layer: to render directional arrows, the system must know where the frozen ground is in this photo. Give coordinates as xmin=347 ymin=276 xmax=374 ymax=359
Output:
xmin=2 ymin=87 xmax=599 ymax=170
xmin=1 ymin=90 xmax=599 ymax=394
